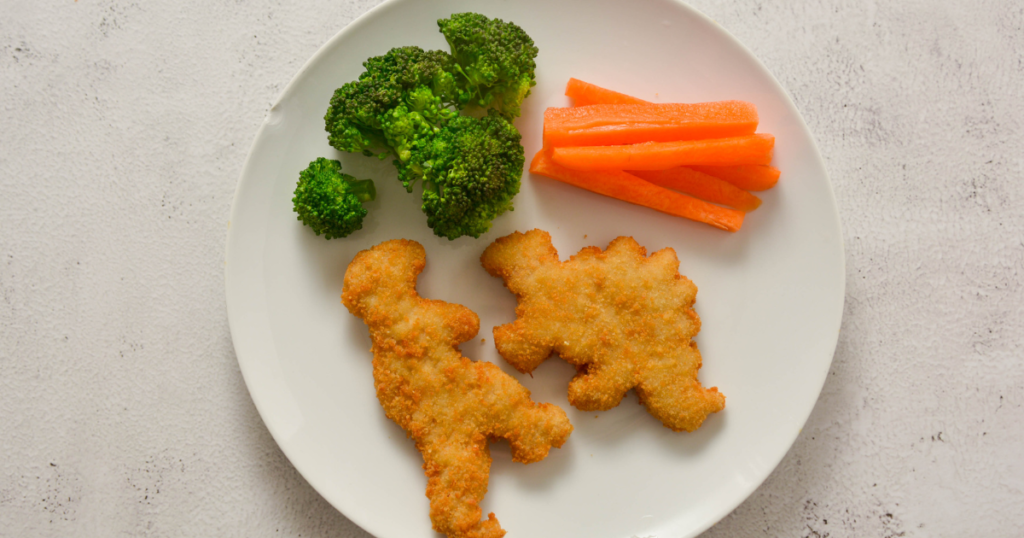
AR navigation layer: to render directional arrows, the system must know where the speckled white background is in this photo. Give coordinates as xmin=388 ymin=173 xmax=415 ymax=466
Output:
xmin=1 ymin=0 xmax=1022 ymax=537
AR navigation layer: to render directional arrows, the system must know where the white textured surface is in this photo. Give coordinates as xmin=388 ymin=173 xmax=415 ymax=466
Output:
xmin=1 ymin=1 xmax=1021 ymax=537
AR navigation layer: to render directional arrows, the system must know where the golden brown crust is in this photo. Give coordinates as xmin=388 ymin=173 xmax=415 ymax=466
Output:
xmin=342 ymin=239 xmax=573 ymax=538
xmin=481 ymin=230 xmax=725 ymax=432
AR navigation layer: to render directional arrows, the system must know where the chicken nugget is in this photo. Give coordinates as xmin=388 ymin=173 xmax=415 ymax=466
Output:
xmin=342 ymin=239 xmax=573 ymax=538
xmin=481 ymin=229 xmax=725 ymax=432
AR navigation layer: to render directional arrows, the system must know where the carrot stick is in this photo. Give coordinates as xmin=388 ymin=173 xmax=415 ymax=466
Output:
xmin=543 ymin=101 xmax=758 ymax=147
xmin=546 ymin=102 xmax=758 ymax=130
xmin=530 ymin=149 xmax=744 ymax=232
xmin=687 ymin=165 xmax=781 ymax=191
xmin=629 ymin=168 xmax=762 ymax=212
xmin=551 ymin=134 xmax=775 ymax=171
xmin=565 ymin=78 xmax=650 ymax=106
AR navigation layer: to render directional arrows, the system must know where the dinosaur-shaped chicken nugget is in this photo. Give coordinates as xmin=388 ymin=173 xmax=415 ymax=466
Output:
xmin=342 ymin=239 xmax=572 ymax=538
xmin=481 ymin=229 xmax=725 ymax=432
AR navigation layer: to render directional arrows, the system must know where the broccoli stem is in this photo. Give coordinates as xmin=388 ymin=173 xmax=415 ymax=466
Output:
xmin=343 ymin=178 xmax=376 ymax=203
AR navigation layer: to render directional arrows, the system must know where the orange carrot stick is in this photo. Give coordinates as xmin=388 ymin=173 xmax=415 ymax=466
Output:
xmin=565 ymin=78 xmax=650 ymax=106
xmin=530 ymin=149 xmax=744 ymax=232
xmin=551 ymin=134 xmax=775 ymax=171
xmin=543 ymin=101 xmax=758 ymax=147
xmin=688 ymin=164 xmax=781 ymax=191
xmin=629 ymin=168 xmax=762 ymax=212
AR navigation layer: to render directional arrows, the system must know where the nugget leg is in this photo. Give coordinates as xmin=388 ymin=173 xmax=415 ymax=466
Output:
xmin=566 ymin=361 xmax=632 ymax=411
xmin=492 ymin=321 xmax=552 ymax=373
xmin=422 ymin=435 xmax=506 ymax=538
xmin=635 ymin=345 xmax=725 ymax=432
xmin=466 ymin=362 xmax=573 ymax=464
xmin=503 ymin=403 xmax=573 ymax=464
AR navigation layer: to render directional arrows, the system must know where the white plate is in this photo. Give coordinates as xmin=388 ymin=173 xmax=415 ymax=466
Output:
xmin=225 ymin=1 xmax=844 ymax=537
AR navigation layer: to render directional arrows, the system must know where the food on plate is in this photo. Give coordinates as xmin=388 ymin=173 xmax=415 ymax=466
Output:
xmin=628 ymin=167 xmax=761 ymax=212
xmin=439 ymin=12 xmax=539 ymax=118
xmin=534 ymin=78 xmax=782 ymax=228
xmin=688 ymin=164 xmax=781 ymax=191
xmin=564 ymin=77 xmax=649 ymax=106
xmin=543 ymin=101 xmax=758 ymax=147
xmin=564 ymin=80 xmax=782 ymax=191
xmin=316 ymin=13 xmax=538 ymax=240
xmin=550 ymin=134 xmax=776 ymax=170
xmin=530 ymin=148 xmax=744 ymax=232
xmin=291 ymin=158 xmax=376 ymax=239
xmin=342 ymin=239 xmax=572 ymax=538
xmin=481 ymin=229 xmax=726 ymax=432
xmin=399 ymin=110 xmax=524 ymax=240
xmin=324 ymin=46 xmax=461 ymax=158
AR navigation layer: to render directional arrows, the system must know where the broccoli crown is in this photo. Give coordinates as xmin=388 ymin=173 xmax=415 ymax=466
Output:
xmin=381 ymin=87 xmax=458 ymax=185
xmin=324 ymin=77 xmax=402 ymax=156
xmin=438 ymin=13 xmax=538 ymax=118
xmin=320 ymin=18 xmax=538 ymax=240
xmin=292 ymin=158 xmax=376 ymax=239
xmin=410 ymin=110 xmax=524 ymax=240
xmin=360 ymin=46 xmax=460 ymax=105
xmin=325 ymin=47 xmax=459 ymax=157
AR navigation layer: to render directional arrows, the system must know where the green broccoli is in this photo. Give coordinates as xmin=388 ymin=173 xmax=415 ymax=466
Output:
xmin=324 ymin=77 xmax=402 ymax=156
xmin=438 ymin=13 xmax=539 ymax=118
xmin=325 ymin=46 xmax=459 ymax=158
xmin=403 ymin=110 xmax=524 ymax=240
xmin=317 ymin=16 xmax=538 ymax=240
xmin=292 ymin=158 xmax=376 ymax=239
xmin=360 ymin=46 xmax=460 ymax=106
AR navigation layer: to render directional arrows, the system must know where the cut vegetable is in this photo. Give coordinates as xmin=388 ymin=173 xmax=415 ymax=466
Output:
xmin=565 ymin=78 xmax=649 ymax=106
xmin=530 ymin=149 xmax=744 ymax=232
xmin=551 ymin=134 xmax=775 ymax=171
xmin=688 ymin=164 xmax=781 ymax=191
xmin=629 ymin=168 xmax=762 ymax=212
xmin=543 ymin=101 xmax=758 ymax=146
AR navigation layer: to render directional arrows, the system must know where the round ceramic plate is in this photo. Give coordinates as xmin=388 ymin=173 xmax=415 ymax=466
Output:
xmin=225 ymin=1 xmax=844 ymax=537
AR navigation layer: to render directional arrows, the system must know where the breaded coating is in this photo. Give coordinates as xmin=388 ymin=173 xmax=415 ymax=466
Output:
xmin=342 ymin=239 xmax=573 ymax=538
xmin=481 ymin=230 xmax=725 ymax=432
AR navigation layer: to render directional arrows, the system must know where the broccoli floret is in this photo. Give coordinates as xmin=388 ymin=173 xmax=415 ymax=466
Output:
xmin=320 ymin=18 xmax=539 ymax=239
xmin=380 ymin=104 xmax=435 ymax=165
xmin=325 ymin=47 xmax=459 ymax=158
xmin=292 ymin=158 xmax=376 ymax=239
xmin=381 ymin=86 xmax=462 ymax=177
xmin=404 ymin=110 xmax=523 ymax=239
xmin=438 ymin=13 xmax=538 ymax=118
xmin=324 ymin=77 xmax=402 ymax=156
xmin=360 ymin=46 xmax=460 ymax=106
